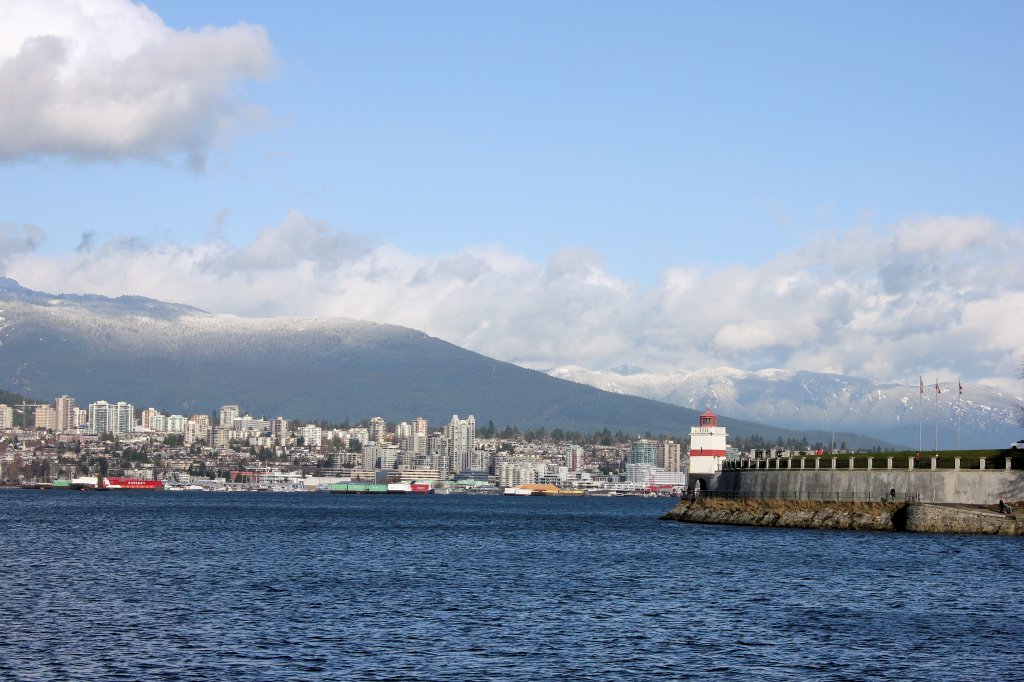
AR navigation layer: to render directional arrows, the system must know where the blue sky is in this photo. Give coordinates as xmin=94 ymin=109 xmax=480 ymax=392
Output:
xmin=1 ymin=0 xmax=1022 ymax=389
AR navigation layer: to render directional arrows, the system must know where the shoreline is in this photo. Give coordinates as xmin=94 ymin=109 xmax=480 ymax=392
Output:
xmin=660 ymin=498 xmax=1024 ymax=535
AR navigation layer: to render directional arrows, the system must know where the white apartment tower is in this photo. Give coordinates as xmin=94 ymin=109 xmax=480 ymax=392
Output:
xmin=368 ymin=417 xmax=387 ymax=444
xmin=444 ymin=415 xmax=476 ymax=473
xmin=88 ymin=401 xmax=135 ymax=435
xmin=219 ymin=405 xmax=240 ymax=428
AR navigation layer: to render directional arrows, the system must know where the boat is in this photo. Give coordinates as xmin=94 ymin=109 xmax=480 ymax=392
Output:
xmin=503 ymin=487 xmax=534 ymax=496
xmin=69 ymin=476 xmax=164 ymax=491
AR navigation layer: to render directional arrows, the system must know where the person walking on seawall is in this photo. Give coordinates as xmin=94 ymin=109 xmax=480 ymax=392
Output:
xmin=889 ymin=488 xmax=896 ymax=502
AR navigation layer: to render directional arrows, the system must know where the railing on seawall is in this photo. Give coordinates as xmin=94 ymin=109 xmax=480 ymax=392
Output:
xmin=722 ymin=455 xmax=1020 ymax=472
xmin=689 ymin=489 xmax=922 ymax=503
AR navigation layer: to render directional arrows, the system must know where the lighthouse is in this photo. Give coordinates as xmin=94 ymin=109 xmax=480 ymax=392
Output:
xmin=687 ymin=410 xmax=728 ymax=492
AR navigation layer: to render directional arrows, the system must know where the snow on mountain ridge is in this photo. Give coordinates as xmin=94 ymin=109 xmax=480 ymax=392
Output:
xmin=548 ymin=364 xmax=1022 ymax=448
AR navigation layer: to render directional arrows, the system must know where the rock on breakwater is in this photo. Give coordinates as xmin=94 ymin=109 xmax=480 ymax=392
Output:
xmin=661 ymin=498 xmax=1024 ymax=535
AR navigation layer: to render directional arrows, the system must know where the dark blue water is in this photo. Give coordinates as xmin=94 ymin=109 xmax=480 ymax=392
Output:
xmin=2 ymin=490 xmax=1022 ymax=681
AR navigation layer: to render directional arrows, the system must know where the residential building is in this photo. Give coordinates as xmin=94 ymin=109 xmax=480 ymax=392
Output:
xmin=35 ymin=405 xmax=57 ymax=431
xmin=565 ymin=445 xmax=585 ymax=472
xmin=55 ymin=395 xmax=77 ymax=432
xmin=0 ymin=404 xmax=13 ymax=429
xmin=628 ymin=439 xmax=657 ymax=466
xmin=368 ymin=417 xmax=387 ymax=444
xmin=219 ymin=405 xmax=240 ymax=428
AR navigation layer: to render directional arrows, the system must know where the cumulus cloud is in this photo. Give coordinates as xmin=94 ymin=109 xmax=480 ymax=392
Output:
xmin=0 ymin=0 xmax=273 ymax=167
xmin=5 ymin=213 xmax=1024 ymax=389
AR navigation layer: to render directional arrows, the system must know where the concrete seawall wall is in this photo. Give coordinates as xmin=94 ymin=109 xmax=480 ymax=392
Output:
xmin=714 ymin=469 xmax=1024 ymax=505
xmin=662 ymin=498 xmax=1024 ymax=535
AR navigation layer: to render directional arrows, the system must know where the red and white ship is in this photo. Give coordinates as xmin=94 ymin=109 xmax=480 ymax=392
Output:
xmin=69 ymin=476 xmax=165 ymax=491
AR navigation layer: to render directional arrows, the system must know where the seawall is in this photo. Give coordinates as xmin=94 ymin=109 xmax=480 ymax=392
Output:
xmin=661 ymin=498 xmax=1024 ymax=535
xmin=713 ymin=468 xmax=1024 ymax=506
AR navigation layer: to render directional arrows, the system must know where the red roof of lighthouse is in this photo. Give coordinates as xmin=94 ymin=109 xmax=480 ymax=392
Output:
xmin=698 ymin=410 xmax=718 ymax=427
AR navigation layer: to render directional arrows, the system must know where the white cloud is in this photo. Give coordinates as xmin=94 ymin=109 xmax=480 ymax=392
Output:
xmin=0 ymin=223 xmax=44 ymax=273
xmin=0 ymin=0 xmax=273 ymax=168
xmin=5 ymin=213 xmax=1024 ymax=389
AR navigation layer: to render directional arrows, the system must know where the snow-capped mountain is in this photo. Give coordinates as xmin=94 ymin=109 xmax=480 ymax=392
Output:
xmin=3 ymin=277 xmax=833 ymax=442
xmin=548 ymin=365 xmax=1022 ymax=449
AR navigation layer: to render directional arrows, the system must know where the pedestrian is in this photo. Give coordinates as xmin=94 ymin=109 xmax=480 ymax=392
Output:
xmin=1000 ymin=499 xmax=1006 ymax=513
xmin=889 ymin=487 xmax=896 ymax=501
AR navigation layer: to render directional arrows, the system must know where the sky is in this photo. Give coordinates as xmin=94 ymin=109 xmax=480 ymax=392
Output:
xmin=1 ymin=0 xmax=1022 ymax=391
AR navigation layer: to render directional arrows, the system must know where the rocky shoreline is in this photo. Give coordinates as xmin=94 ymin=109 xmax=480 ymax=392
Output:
xmin=661 ymin=498 xmax=1024 ymax=535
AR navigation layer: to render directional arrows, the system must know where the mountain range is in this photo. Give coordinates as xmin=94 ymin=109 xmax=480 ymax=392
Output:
xmin=7 ymin=278 xmax=1015 ymax=449
xmin=0 ymin=278 xmax=892 ymax=447
xmin=548 ymin=365 xmax=1022 ymax=449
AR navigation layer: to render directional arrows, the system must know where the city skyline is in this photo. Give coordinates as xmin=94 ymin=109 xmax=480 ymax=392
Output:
xmin=1 ymin=1 xmax=1022 ymax=390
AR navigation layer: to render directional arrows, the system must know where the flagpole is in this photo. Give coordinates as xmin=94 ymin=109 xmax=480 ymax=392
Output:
xmin=957 ymin=379 xmax=962 ymax=450
xmin=918 ymin=376 xmax=923 ymax=454
xmin=934 ymin=378 xmax=940 ymax=453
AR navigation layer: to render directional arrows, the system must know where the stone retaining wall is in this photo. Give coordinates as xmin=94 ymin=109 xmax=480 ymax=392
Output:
xmin=661 ymin=499 xmax=1024 ymax=535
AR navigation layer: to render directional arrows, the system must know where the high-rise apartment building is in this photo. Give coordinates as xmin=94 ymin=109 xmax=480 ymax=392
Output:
xmin=658 ymin=440 xmax=683 ymax=472
xmin=219 ymin=405 xmax=239 ymax=428
xmin=444 ymin=415 xmax=476 ymax=473
xmin=628 ymin=439 xmax=657 ymax=466
xmin=0 ymin=404 xmax=13 ymax=429
xmin=54 ymin=395 xmax=77 ymax=432
xmin=565 ymin=445 xmax=585 ymax=472
xmin=88 ymin=401 xmax=134 ymax=435
xmin=368 ymin=416 xmax=387 ymax=444
xmin=140 ymin=407 xmax=161 ymax=431
xmin=35 ymin=405 xmax=57 ymax=431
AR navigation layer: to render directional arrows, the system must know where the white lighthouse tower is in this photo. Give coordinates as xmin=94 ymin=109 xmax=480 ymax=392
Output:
xmin=687 ymin=410 xmax=728 ymax=492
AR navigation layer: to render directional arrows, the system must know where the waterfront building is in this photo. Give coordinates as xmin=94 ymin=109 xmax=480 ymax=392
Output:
xmin=626 ymin=463 xmax=687 ymax=488
xmin=687 ymin=410 xmax=728 ymax=491
xmin=495 ymin=456 xmax=545 ymax=488
xmin=628 ymin=439 xmax=657 ymax=466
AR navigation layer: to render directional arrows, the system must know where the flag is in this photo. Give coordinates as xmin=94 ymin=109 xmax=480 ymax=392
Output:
xmin=935 ymin=380 xmax=941 ymax=394
xmin=919 ymin=377 xmax=924 ymax=394
xmin=959 ymin=380 xmax=963 ymax=396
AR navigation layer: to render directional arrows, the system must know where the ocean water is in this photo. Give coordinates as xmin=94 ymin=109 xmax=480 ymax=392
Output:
xmin=2 ymin=490 xmax=1022 ymax=681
